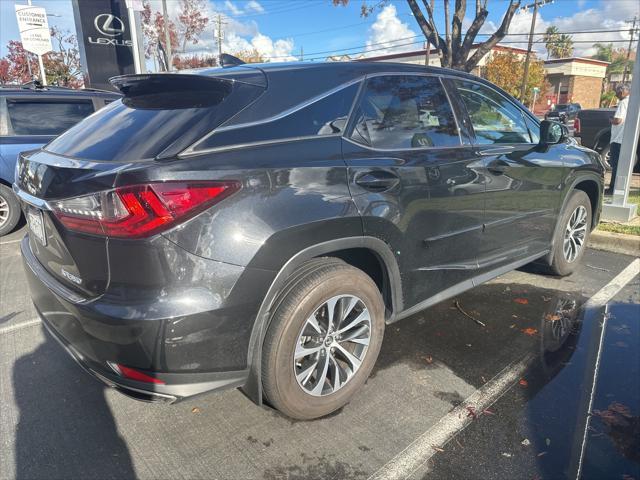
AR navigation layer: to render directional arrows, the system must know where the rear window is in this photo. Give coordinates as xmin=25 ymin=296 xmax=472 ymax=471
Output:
xmin=7 ymin=99 xmax=94 ymax=135
xmin=46 ymin=78 xmax=264 ymax=161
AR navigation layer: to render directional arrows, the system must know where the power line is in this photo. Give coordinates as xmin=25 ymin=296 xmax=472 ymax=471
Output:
xmin=287 ymin=38 xmax=634 ymax=63
xmin=261 ymin=28 xmax=635 ymax=60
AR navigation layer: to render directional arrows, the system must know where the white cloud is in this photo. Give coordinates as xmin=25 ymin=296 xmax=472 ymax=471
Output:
xmin=246 ymin=1 xmax=264 ymax=13
xmin=224 ymin=1 xmax=243 ymax=16
xmin=495 ymin=1 xmax=639 ymax=58
xmin=364 ymin=4 xmax=418 ymax=56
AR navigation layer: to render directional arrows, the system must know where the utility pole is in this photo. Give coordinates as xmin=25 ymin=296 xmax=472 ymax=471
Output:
xmin=622 ymin=16 xmax=638 ymax=84
xmin=519 ymin=0 xmax=553 ymax=102
xmin=161 ymin=0 xmax=173 ymax=71
xmin=215 ymin=14 xmax=226 ymax=58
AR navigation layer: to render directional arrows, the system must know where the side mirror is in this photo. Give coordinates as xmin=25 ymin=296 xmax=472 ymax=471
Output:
xmin=540 ymin=120 xmax=566 ymax=145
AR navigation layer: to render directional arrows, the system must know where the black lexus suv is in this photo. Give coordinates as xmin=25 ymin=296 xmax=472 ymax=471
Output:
xmin=16 ymin=61 xmax=604 ymax=420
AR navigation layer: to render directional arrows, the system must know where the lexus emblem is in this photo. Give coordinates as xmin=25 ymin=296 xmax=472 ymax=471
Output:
xmin=94 ymin=14 xmax=125 ymax=37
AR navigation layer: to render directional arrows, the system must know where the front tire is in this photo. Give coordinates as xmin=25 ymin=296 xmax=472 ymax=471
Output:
xmin=547 ymin=190 xmax=592 ymax=276
xmin=262 ymin=259 xmax=385 ymax=420
xmin=0 ymin=184 xmax=21 ymax=236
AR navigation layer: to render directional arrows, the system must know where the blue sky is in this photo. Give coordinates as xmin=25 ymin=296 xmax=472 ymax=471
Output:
xmin=1 ymin=0 xmax=638 ymax=61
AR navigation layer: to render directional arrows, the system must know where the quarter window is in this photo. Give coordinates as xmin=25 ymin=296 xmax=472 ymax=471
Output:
xmin=7 ymin=100 xmax=95 ymax=136
xmin=350 ymin=75 xmax=460 ymax=150
xmin=195 ymin=83 xmax=359 ymax=151
xmin=454 ymin=80 xmax=532 ymax=144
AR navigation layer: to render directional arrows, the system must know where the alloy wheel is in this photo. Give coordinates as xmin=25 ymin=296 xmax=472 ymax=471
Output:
xmin=0 ymin=194 xmax=9 ymax=228
xmin=563 ymin=205 xmax=588 ymax=263
xmin=293 ymin=294 xmax=371 ymax=396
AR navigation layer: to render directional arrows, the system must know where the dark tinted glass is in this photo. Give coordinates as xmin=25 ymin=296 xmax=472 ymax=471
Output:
xmin=7 ymin=100 xmax=94 ymax=135
xmin=195 ymin=83 xmax=359 ymax=151
xmin=350 ymin=75 xmax=460 ymax=150
xmin=46 ymin=81 xmax=263 ymax=161
xmin=454 ymin=80 xmax=531 ymax=144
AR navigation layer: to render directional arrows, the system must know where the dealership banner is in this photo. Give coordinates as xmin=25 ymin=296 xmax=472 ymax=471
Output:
xmin=72 ymin=0 xmax=135 ymax=91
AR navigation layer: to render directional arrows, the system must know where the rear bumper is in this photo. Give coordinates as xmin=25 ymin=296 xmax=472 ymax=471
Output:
xmin=21 ymin=235 xmax=255 ymax=403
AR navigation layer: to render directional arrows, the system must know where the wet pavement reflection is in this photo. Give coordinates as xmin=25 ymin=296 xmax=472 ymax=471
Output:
xmin=424 ymin=297 xmax=640 ymax=480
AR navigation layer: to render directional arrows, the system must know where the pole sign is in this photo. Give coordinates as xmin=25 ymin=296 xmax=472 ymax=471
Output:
xmin=14 ymin=5 xmax=52 ymax=56
xmin=71 ymin=0 xmax=135 ymax=91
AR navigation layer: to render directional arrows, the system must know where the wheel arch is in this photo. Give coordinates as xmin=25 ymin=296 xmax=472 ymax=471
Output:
xmin=241 ymin=236 xmax=402 ymax=405
xmin=544 ymin=174 xmax=602 ymax=265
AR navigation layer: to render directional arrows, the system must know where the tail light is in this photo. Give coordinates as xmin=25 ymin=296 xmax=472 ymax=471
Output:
xmin=109 ymin=362 xmax=165 ymax=384
xmin=51 ymin=181 xmax=239 ymax=238
xmin=573 ymin=117 xmax=581 ymax=134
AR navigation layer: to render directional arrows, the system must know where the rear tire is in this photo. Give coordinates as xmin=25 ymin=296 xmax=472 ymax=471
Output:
xmin=0 ymin=184 xmax=21 ymax=236
xmin=547 ymin=190 xmax=592 ymax=276
xmin=262 ymin=259 xmax=385 ymax=420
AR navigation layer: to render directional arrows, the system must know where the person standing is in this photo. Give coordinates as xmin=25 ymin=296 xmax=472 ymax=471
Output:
xmin=607 ymin=84 xmax=630 ymax=194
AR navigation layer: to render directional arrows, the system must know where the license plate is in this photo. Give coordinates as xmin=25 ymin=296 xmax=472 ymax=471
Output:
xmin=27 ymin=208 xmax=46 ymax=246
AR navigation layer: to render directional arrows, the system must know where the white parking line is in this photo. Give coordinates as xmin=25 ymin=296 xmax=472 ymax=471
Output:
xmin=0 ymin=238 xmax=23 ymax=245
xmin=368 ymin=257 xmax=640 ymax=480
xmin=0 ymin=319 xmax=41 ymax=335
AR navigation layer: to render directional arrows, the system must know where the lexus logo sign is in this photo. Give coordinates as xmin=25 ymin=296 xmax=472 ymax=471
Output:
xmin=94 ymin=13 xmax=125 ymax=36
xmin=89 ymin=13 xmax=131 ymax=47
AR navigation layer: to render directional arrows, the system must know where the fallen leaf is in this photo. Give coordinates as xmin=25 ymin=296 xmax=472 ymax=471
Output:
xmin=510 ymin=324 xmax=516 ymax=329
xmin=542 ymin=296 xmax=552 ymax=302
xmin=502 ymin=452 xmax=513 ymax=458
xmin=537 ymin=451 xmax=548 ymax=457
xmin=466 ymin=406 xmax=478 ymax=419
xmin=521 ymin=438 xmax=531 ymax=446
xmin=481 ymin=376 xmax=487 ymax=383
xmin=519 ymin=379 xmax=528 ymax=387
xmin=522 ymin=328 xmax=538 ymax=336
xmin=423 ymin=355 xmax=433 ymax=364
xmin=431 ymin=445 xmax=445 ymax=452
xmin=466 ymin=343 xmax=472 ymax=347
xmin=191 ymin=407 xmax=201 ymax=414
xmin=482 ymin=408 xmax=495 ymax=416
xmin=545 ymin=438 xmax=551 ymax=446
xmin=514 ymin=298 xmax=529 ymax=305
xmin=545 ymin=313 xmax=561 ymax=322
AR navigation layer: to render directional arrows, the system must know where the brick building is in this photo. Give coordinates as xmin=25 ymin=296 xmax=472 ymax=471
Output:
xmin=537 ymin=57 xmax=609 ymax=111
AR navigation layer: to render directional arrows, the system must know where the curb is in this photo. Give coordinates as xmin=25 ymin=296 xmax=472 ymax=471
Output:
xmin=589 ymin=230 xmax=640 ymax=257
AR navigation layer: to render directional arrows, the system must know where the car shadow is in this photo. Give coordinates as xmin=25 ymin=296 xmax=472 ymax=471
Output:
xmin=13 ymin=329 xmax=136 ymax=479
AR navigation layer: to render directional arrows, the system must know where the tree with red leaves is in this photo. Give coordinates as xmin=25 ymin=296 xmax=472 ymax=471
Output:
xmin=1 ymin=28 xmax=82 ymax=87
xmin=178 ymin=0 xmax=209 ymax=53
xmin=142 ymin=0 xmax=211 ymax=70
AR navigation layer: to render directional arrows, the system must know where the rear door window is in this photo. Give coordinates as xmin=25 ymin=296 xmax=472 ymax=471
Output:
xmin=350 ymin=75 xmax=460 ymax=150
xmin=453 ymin=80 xmax=532 ymax=145
xmin=7 ymin=99 xmax=95 ymax=135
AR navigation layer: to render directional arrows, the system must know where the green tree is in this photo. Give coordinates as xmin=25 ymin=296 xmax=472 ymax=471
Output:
xmin=593 ymin=42 xmax=614 ymax=62
xmin=544 ymin=26 xmax=574 ymax=59
xmin=543 ymin=26 xmax=559 ymax=59
xmin=554 ymin=34 xmax=574 ymax=58
xmin=484 ymin=52 xmax=545 ymax=106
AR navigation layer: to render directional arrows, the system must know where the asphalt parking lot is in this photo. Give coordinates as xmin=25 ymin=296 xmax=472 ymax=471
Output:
xmin=1 ymin=225 xmax=638 ymax=480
